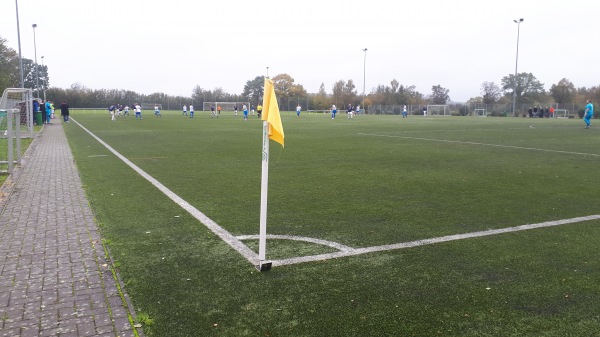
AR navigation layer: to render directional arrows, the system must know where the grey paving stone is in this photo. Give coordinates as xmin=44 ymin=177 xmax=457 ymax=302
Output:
xmin=0 ymin=125 xmax=143 ymax=337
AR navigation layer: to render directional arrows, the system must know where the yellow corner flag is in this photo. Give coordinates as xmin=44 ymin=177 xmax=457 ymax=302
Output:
xmin=262 ymin=78 xmax=285 ymax=147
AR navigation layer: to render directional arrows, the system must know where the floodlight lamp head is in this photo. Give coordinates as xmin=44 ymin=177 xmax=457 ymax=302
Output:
xmin=32 ymin=23 xmax=37 ymax=28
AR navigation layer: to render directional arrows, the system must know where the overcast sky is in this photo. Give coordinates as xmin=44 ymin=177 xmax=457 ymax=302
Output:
xmin=1 ymin=0 xmax=598 ymax=102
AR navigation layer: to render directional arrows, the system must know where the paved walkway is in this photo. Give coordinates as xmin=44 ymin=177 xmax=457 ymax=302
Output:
xmin=0 ymin=123 xmax=141 ymax=337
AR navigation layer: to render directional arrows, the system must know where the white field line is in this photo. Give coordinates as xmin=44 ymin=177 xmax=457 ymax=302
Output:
xmin=236 ymin=234 xmax=355 ymax=252
xmin=358 ymin=133 xmax=600 ymax=157
xmin=70 ymin=119 xmax=600 ymax=269
xmin=71 ymin=118 xmax=260 ymax=265
xmin=270 ymin=214 xmax=600 ymax=266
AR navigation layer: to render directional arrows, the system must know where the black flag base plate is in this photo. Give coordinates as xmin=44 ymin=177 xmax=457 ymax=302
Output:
xmin=256 ymin=261 xmax=272 ymax=272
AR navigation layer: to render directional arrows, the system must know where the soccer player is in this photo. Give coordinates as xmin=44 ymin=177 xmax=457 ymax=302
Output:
xmin=256 ymin=104 xmax=262 ymax=118
xmin=584 ymin=99 xmax=594 ymax=129
xmin=189 ymin=104 xmax=194 ymax=118
xmin=123 ymin=105 xmax=130 ymax=116
xmin=154 ymin=105 xmax=161 ymax=117
xmin=134 ymin=103 xmax=142 ymax=119
xmin=296 ymin=104 xmax=301 ymax=117
xmin=422 ymin=106 xmax=427 ymax=117
xmin=346 ymin=104 xmax=353 ymax=119
xmin=243 ymin=104 xmax=248 ymax=120
xmin=109 ymin=104 xmax=116 ymax=121
xmin=218 ymin=106 xmax=222 ymax=116
xmin=402 ymin=105 xmax=407 ymax=118
xmin=210 ymin=105 xmax=216 ymax=118
xmin=331 ymin=104 xmax=337 ymax=119
xmin=182 ymin=104 xmax=187 ymax=116
xmin=234 ymin=105 xmax=238 ymax=116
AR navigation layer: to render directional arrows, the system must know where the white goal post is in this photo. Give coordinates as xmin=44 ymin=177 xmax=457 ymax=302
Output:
xmin=141 ymin=103 xmax=162 ymax=110
xmin=426 ymin=105 xmax=450 ymax=116
xmin=0 ymin=88 xmax=34 ymax=138
xmin=554 ymin=109 xmax=569 ymax=118
xmin=202 ymin=102 xmax=251 ymax=114
xmin=474 ymin=108 xmax=488 ymax=117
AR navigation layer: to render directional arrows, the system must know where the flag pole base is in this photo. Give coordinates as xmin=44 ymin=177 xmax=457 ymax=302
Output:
xmin=256 ymin=261 xmax=272 ymax=272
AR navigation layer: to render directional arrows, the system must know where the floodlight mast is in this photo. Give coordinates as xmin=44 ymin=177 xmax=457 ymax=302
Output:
xmin=512 ymin=18 xmax=523 ymax=116
xmin=32 ymin=23 xmax=39 ymax=98
xmin=362 ymin=48 xmax=367 ymax=112
xmin=15 ymin=0 xmax=25 ymax=88
xmin=41 ymin=56 xmax=46 ymax=101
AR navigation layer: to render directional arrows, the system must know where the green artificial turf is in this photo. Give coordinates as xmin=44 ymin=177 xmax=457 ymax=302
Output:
xmin=64 ymin=111 xmax=600 ymax=336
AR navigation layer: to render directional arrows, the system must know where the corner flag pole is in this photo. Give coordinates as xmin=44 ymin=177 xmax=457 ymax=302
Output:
xmin=258 ymin=120 xmax=270 ymax=263
xmin=256 ymin=77 xmax=283 ymax=271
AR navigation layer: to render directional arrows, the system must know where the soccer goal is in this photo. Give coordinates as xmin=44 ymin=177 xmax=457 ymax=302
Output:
xmin=141 ymin=103 xmax=162 ymax=110
xmin=474 ymin=108 xmax=488 ymax=117
xmin=426 ymin=105 xmax=450 ymax=116
xmin=554 ymin=109 xmax=569 ymax=118
xmin=0 ymin=88 xmax=34 ymax=138
xmin=202 ymin=102 xmax=251 ymax=115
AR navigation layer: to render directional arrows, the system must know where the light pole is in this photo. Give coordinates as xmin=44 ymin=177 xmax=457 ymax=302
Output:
xmin=32 ymin=23 xmax=39 ymax=98
xmin=41 ymin=55 xmax=46 ymax=101
xmin=362 ymin=48 xmax=367 ymax=114
xmin=512 ymin=18 xmax=523 ymax=116
xmin=15 ymin=0 xmax=25 ymax=88
xmin=266 ymin=66 xmax=269 ymax=78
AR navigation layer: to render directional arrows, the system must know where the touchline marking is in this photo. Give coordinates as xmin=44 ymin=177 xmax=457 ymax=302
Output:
xmin=70 ymin=119 xmax=600 ymax=269
xmin=358 ymin=133 xmax=600 ymax=157
xmin=71 ymin=118 xmax=260 ymax=265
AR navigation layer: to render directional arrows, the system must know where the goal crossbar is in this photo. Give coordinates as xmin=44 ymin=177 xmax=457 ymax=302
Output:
xmin=202 ymin=101 xmax=251 ymax=114
xmin=426 ymin=105 xmax=450 ymax=116
xmin=474 ymin=108 xmax=488 ymax=117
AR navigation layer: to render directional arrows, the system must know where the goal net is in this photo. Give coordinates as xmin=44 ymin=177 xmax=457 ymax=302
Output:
xmin=554 ymin=109 xmax=569 ymax=118
xmin=474 ymin=108 xmax=488 ymax=117
xmin=202 ymin=102 xmax=251 ymax=114
xmin=141 ymin=103 xmax=162 ymax=110
xmin=0 ymin=88 xmax=34 ymax=138
xmin=0 ymin=88 xmax=33 ymax=173
xmin=426 ymin=105 xmax=450 ymax=116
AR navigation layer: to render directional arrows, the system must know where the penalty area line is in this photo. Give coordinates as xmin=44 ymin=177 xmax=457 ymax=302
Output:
xmin=358 ymin=133 xmax=600 ymax=157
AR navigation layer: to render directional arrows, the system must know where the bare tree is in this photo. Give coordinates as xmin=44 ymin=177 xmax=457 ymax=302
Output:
xmin=428 ymin=85 xmax=450 ymax=104
xmin=480 ymin=81 xmax=501 ymax=104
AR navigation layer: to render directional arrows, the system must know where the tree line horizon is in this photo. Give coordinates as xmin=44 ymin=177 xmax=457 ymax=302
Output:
xmin=2 ymin=35 xmax=599 ymax=111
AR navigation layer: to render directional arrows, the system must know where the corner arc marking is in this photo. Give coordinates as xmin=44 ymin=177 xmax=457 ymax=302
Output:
xmin=236 ymin=234 xmax=356 ymax=252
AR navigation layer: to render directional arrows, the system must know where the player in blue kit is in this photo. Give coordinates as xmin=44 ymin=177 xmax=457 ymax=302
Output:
xmin=584 ymin=99 xmax=594 ymax=129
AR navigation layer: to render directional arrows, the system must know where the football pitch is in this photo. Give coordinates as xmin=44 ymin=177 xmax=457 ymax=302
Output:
xmin=64 ymin=110 xmax=600 ymax=336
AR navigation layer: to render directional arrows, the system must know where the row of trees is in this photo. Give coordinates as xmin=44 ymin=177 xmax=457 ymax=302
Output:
xmin=476 ymin=75 xmax=600 ymax=108
xmin=2 ymin=35 xmax=599 ymax=110
xmin=0 ymin=36 xmax=49 ymax=96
